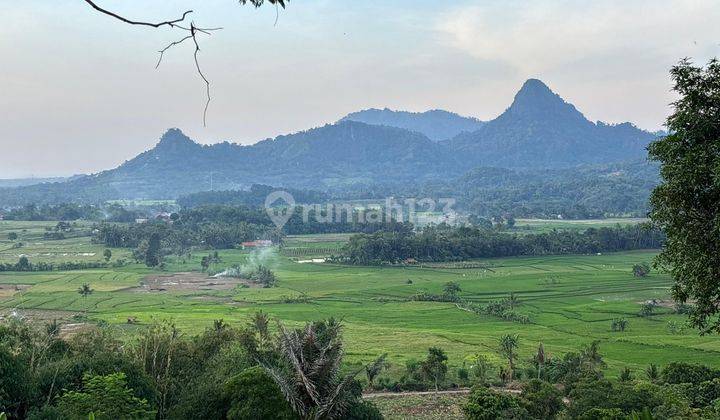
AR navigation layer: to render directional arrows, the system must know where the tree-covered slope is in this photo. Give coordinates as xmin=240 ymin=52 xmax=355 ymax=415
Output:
xmin=0 ymin=122 xmax=460 ymax=204
xmin=444 ymin=79 xmax=658 ymax=168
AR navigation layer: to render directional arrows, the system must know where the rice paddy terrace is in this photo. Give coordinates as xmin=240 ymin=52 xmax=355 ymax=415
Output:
xmin=1 ymin=220 xmax=717 ymax=377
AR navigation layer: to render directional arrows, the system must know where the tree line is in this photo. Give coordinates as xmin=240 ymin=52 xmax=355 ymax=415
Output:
xmin=92 ymin=205 xmax=409 ymax=256
xmin=337 ymin=223 xmax=664 ymax=265
xmin=0 ymin=256 xmax=122 ymax=273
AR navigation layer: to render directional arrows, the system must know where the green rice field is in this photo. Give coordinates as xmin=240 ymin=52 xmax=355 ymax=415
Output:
xmin=1 ymin=220 xmax=717 ymax=379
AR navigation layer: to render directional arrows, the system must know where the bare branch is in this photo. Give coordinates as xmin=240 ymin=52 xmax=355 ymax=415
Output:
xmin=83 ymin=0 xmax=192 ymax=28
xmin=85 ymin=0 xmax=288 ymax=126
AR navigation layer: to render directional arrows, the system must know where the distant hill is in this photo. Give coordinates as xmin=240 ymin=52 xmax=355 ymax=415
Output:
xmin=0 ymin=176 xmax=76 ymax=188
xmin=0 ymin=79 xmax=663 ymax=207
xmin=342 ymin=108 xmax=485 ymax=142
xmin=444 ymin=79 xmax=657 ymax=168
xmin=0 ymin=122 xmax=460 ymax=205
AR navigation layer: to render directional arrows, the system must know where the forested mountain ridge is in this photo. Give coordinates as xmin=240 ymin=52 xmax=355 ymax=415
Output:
xmin=0 ymin=122 xmax=460 ymax=204
xmin=341 ymin=108 xmax=485 ymax=142
xmin=443 ymin=79 xmax=657 ymax=168
xmin=0 ymin=79 xmax=662 ymax=207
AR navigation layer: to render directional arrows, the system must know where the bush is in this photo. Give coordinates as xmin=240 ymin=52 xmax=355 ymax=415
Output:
xmin=345 ymin=400 xmax=383 ymax=420
xmin=661 ymin=362 xmax=720 ymax=385
xmin=567 ymin=378 xmax=664 ymax=419
xmin=520 ymin=379 xmax=563 ymax=419
xmin=611 ymin=318 xmax=628 ymax=332
xmin=0 ymin=346 xmax=32 ymax=418
xmin=463 ymin=386 xmax=527 ymax=420
xmin=639 ymin=302 xmax=656 ymax=317
xmin=26 ymin=406 xmax=63 ymax=420
xmin=632 ymin=262 xmax=651 ymax=277
xmin=224 ymin=367 xmax=295 ymax=420
xmin=56 ymin=373 xmax=154 ymax=420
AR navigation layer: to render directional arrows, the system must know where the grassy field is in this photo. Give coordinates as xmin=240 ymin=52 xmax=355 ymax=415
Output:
xmin=0 ymin=221 xmax=133 ymax=264
xmin=1 ymin=220 xmax=718 ymax=382
xmin=370 ymin=392 xmax=468 ymax=419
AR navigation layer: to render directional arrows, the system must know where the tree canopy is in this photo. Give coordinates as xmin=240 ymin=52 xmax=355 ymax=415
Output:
xmin=648 ymin=58 xmax=720 ymax=333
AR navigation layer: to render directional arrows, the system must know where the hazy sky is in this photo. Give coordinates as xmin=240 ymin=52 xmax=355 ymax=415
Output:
xmin=1 ymin=0 xmax=718 ymax=178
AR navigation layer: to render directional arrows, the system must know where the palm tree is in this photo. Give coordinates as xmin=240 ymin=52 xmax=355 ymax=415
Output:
xmin=645 ymin=364 xmax=659 ymax=382
xmin=77 ymin=283 xmax=93 ymax=312
xmin=78 ymin=283 xmax=93 ymax=299
xmin=365 ymin=353 xmax=389 ymax=390
xmin=262 ymin=319 xmax=359 ymax=419
xmin=498 ymin=334 xmax=519 ymax=379
xmin=535 ymin=343 xmax=545 ymax=379
xmin=581 ymin=340 xmax=606 ymax=370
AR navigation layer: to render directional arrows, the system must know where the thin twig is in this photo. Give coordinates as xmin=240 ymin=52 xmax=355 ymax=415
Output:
xmin=155 ymin=35 xmax=193 ymax=69
xmin=191 ymin=24 xmax=212 ymax=127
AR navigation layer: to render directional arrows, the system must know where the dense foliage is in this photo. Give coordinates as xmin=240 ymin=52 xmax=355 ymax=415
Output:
xmin=1 ymin=204 xmax=103 ymax=221
xmin=648 ymin=59 xmax=720 ymax=333
xmin=5 ymin=316 xmax=720 ymax=419
xmin=177 ymin=184 xmax=327 ymax=208
xmin=0 ymin=317 xmax=379 ymax=420
xmin=339 ymin=223 xmax=664 ymax=265
xmin=0 ymin=258 xmax=119 ymax=272
xmin=92 ymin=205 xmax=409 ymax=254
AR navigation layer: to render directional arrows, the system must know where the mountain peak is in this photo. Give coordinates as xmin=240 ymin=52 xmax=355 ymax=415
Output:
xmin=154 ymin=128 xmax=199 ymax=152
xmin=507 ymin=79 xmax=586 ymax=122
xmin=512 ymin=79 xmax=561 ymax=107
xmin=520 ymin=78 xmax=551 ymax=91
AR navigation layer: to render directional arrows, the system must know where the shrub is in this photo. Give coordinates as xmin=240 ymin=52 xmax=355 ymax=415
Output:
xmin=26 ymin=406 xmax=63 ymax=420
xmin=458 ymin=366 xmax=470 ymax=381
xmin=611 ymin=318 xmax=628 ymax=332
xmin=224 ymin=367 xmax=295 ymax=420
xmin=56 ymin=373 xmax=154 ymax=420
xmin=618 ymin=367 xmax=633 ymax=382
xmin=345 ymin=400 xmax=383 ymax=420
xmin=463 ymin=386 xmax=527 ymax=420
xmin=639 ymin=302 xmax=656 ymax=317
xmin=520 ymin=379 xmax=563 ymax=419
xmin=632 ymin=262 xmax=651 ymax=277
xmin=661 ymin=362 xmax=720 ymax=385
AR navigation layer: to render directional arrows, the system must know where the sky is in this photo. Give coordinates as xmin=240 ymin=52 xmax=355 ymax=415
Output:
xmin=1 ymin=0 xmax=718 ymax=178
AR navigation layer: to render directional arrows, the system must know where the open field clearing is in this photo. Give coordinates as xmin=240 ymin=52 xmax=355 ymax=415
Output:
xmin=0 ymin=220 xmax=132 ymax=264
xmin=0 ymin=225 xmax=717 ymax=379
xmin=370 ymin=392 xmax=468 ymax=420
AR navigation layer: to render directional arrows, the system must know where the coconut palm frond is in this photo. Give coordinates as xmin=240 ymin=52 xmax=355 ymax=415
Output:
xmin=262 ymin=363 xmax=308 ymax=416
xmin=278 ymin=324 xmax=320 ymax=404
xmin=317 ymin=368 xmax=364 ymax=419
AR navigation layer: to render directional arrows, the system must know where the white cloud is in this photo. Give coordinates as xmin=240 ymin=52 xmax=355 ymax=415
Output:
xmin=435 ymin=0 xmax=720 ymax=75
